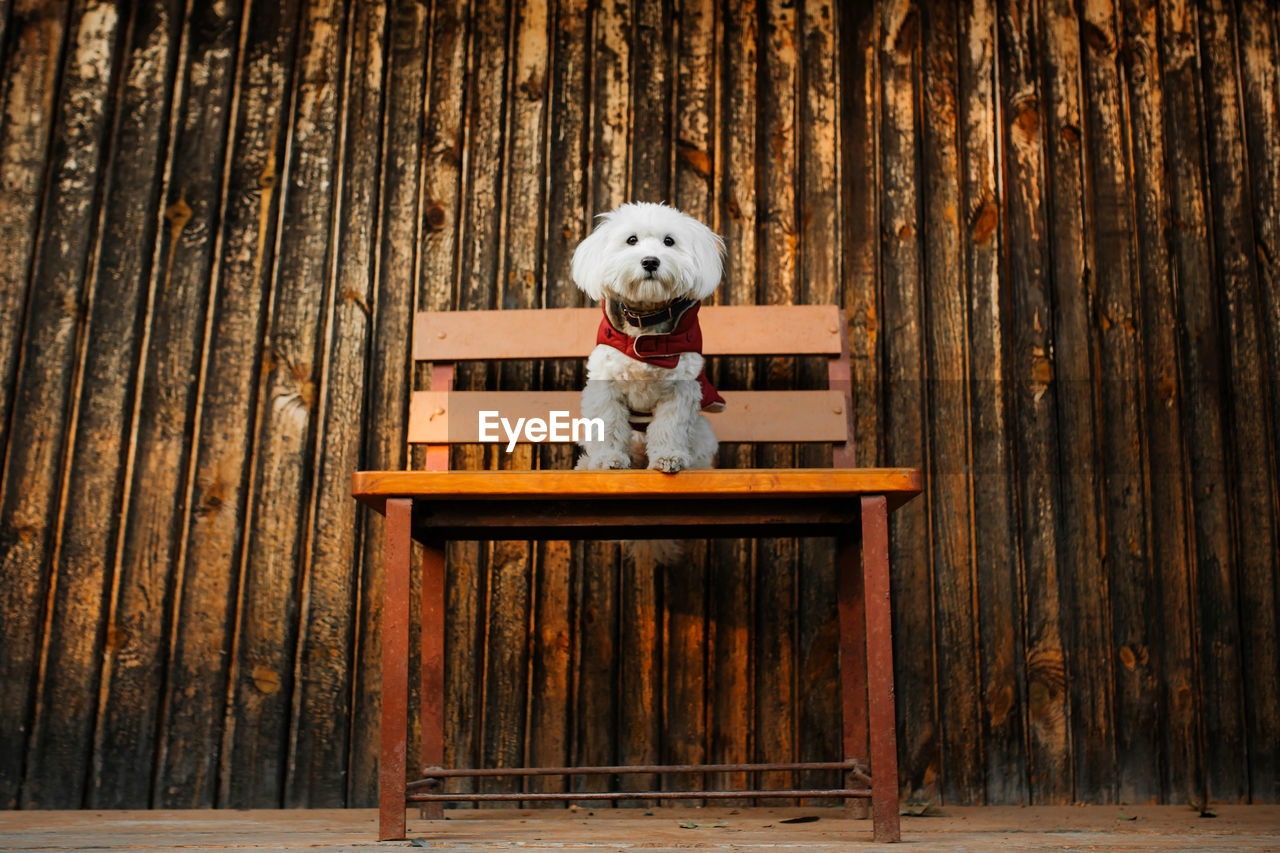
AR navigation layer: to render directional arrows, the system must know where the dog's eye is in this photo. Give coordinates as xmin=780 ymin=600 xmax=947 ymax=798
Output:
xmin=626 ymin=235 xmax=638 ymax=245
xmin=663 ymin=236 xmax=675 ymax=246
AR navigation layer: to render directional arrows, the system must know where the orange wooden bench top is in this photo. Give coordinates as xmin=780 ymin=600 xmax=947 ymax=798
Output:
xmin=352 ymin=468 xmax=923 ymax=514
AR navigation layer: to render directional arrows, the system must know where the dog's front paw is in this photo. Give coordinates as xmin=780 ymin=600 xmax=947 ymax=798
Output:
xmin=649 ymin=454 xmax=690 ymax=473
xmin=579 ymin=448 xmax=632 ymax=470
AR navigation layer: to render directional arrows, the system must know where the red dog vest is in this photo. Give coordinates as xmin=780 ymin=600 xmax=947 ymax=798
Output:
xmin=596 ymin=301 xmax=725 ymax=412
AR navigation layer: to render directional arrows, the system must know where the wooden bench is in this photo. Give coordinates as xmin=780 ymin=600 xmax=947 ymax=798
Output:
xmin=352 ymin=304 xmax=922 ymax=843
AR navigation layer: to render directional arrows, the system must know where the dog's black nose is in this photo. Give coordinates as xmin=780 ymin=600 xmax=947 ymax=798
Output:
xmin=641 ymin=256 xmax=660 ymax=272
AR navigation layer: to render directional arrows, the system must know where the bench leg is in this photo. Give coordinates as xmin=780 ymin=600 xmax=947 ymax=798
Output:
xmin=837 ymin=536 xmax=870 ymax=820
xmin=419 ymin=541 xmax=446 ymax=819
xmin=380 ymin=499 xmax=412 ymax=841
xmin=861 ymin=495 xmax=901 ymax=842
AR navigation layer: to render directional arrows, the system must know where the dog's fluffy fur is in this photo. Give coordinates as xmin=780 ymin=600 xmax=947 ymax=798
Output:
xmin=572 ymin=202 xmax=724 ymax=473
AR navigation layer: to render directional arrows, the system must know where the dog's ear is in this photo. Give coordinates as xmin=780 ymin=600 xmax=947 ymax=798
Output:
xmin=685 ymin=217 xmax=726 ymax=300
xmin=571 ymin=216 xmax=612 ymax=301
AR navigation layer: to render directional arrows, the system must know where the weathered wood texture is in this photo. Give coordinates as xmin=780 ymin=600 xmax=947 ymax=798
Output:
xmin=1 ymin=0 xmax=1278 ymax=810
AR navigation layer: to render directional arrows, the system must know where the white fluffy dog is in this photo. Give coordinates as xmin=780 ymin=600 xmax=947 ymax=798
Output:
xmin=572 ymin=202 xmax=725 ymax=473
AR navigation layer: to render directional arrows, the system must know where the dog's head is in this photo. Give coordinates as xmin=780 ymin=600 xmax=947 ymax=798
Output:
xmin=571 ymin=202 xmax=724 ymax=307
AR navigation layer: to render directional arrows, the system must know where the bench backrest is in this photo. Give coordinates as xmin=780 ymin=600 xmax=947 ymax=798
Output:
xmin=412 ymin=305 xmax=855 ymax=469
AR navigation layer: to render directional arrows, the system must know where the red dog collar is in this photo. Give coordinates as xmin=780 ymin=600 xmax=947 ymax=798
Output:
xmin=597 ymin=301 xmax=726 ymax=413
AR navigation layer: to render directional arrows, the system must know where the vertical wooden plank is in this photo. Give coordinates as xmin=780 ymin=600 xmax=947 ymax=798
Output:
xmin=1158 ymin=0 xmax=1244 ymax=806
xmin=709 ymin=0 xmax=755 ymax=799
xmin=879 ymin=0 xmax=937 ymax=804
xmin=527 ymin=0 xmax=588 ymax=803
xmin=629 ymin=0 xmax=671 ymax=201
xmin=479 ymin=526 xmax=533 ymax=802
xmin=349 ymin=0 xmax=427 ymax=807
xmin=755 ymin=7 xmax=803 ymax=797
xmin=457 ymin=0 xmax=508 ymax=319
xmin=286 ymin=0 xmax=386 ymax=807
xmin=453 ymin=0 xmax=508 ymax=806
xmin=797 ymin=0 xmax=841 ymax=795
xmin=920 ymin=0 xmax=982 ymax=806
xmin=419 ymin=0 xmax=475 ymax=802
xmin=617 ymin=552 xmax=660 ymax=801
xmin=838 ymin=0 xmax=882 ymax=472
xmin=662 ymin=0 xmax=714 ymax=804
xmin=1079 ymin=0 xmax=1160 ymax=805
xmin=6 ymin=0 xmax=120 ymax=808
xmin=1094 ymin=0 xmax=1172 ymax=805
xmin=224 ymin=0 xmax=344 ymax=807
xmin=527 ymin=537 xmax=575 ymax=793
xmin=661 ymin=542 xmax=707 ymax=803
xmin=485 ymin=0 xmax=546 ymax=798
xmin=0 ymin=0 xmax=72 ymax=809
xmin=1197 ymin=0 xmax=1278 ymax=804
xmin=22 ymin=0 xmax=178 ymax=809
xmin=1115 ymin=0 xmax=1201 ymax=807
xmin=836 ymin=1 xmax=882 ymax=476
xmin=995 ymin=0 xmax=1071 ymax=804
xmin=795 ymin=0 xmax=841 ymax=490
xmin=152 ymin=0 xmax=288 ymax=809
xmin=573 ymin=0 xmax=629 ymax=802
xmin=416 ymin=0 xmax=473 ymax=804
xmin=755 ymin=0 xmax=799 ymax=802
xmin=0 ymin=0 xmax=120 ymax=808
xmin=0 ymin=0 xmax=70 ymax=498
xmin=673 ymin=0 xmax=716 ymax=225
xmin=586 ymin=0 xmax=629 ymax=226
xmin=404 ymin=17 xmax=433 ymax=803
xmin=1237 ymin=0 xmax=1280 ymax=803
xmin=960 ymin=0 xmax=1027 ymax=806
xmin=419 ymin=0 xmax=468 ymax=320
xmin=1041 ymin=0 xmax=1117 ymax=804
xmin=572 ymin=545 xmax=617 ymax=798
xmin=796 ymin=0 xmax=840 ymax=418
xmin=1059 ymin=0 xmax=1141 ymax=804
xmin=484 ymin=0 xmax=546 ymax=806
xmin=618 ymin=0 xmax=669 ymax=804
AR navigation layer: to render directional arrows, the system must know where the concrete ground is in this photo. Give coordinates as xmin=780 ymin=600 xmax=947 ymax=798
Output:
xmin=1 ymin=805 xmax=1277 ymax=852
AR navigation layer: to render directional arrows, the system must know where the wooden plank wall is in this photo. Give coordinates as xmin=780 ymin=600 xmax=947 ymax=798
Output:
xmin=0 ymin=0 xmax=1277 ymax=810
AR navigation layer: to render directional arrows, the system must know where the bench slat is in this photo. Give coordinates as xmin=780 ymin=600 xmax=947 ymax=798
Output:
xmin=353 ymin=468 xmax=923 ymax=510
xmin=407 ymin=390 xmax=849 ymax=444
xmin=413 ymin=305 xmax=843 ymax=360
